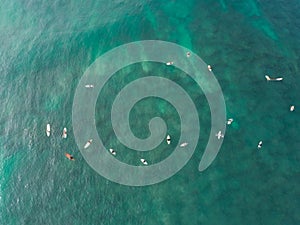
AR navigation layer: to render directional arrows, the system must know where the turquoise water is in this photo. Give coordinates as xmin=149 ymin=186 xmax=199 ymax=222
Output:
xmin=1 ymin=0 xmax=300 ymax=224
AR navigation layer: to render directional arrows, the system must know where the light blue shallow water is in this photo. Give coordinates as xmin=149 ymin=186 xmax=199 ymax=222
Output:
xmin=0 ymin=0 xmax=299 ymax=224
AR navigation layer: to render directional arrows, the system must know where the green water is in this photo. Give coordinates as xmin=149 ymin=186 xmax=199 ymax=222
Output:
xmin=1 ymin=0 xmax=299 ymax=224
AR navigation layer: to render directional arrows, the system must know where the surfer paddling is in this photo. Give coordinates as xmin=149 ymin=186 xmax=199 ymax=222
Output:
xmin=290 ymin=105 xmax=295 ymax=112
xmin=166 ymin=135 xmax=171 ymax=145
xmin=84 ymin=139 xmax=93 ymax=149
xmin=257 ymin=141 xmax=263 ymax=149
xmin=140 ymin=159 xmax=148 ymax=165
xmin=62 ymin=127 xmax=67 ymax=138
xmin=85 ymin=84 xmax=94 ymax=88
xmin=65 ymin=153 xmax=75 ymax=161
xmin=227 ymin=118 xmax=234 ymax=125
xmin=109 ymin=148 xmax=116 ymax=156
xmin=166 ymin=61 xmax=174 ymax=66
xmin=207 ymin=65 xmax=212 ymax=71
xmin=265 ymin=75 xmax=283 ymax=81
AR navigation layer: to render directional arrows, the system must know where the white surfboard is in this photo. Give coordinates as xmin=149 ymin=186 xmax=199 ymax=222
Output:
xmin=140 ymin=158 xmax=148 ymax=165
xmin=109 ymin=148 xmax=116 ymax=156
xmin=84 ymin=139 xmax=93 ymax=149
xmin=62 ymin=127 xmax=67 ymax=138
xmin=257 ymin=141 xmax=263 ymax=149
xmin=227 ymin=118 xmax=234 ymax=125
xmin=166 ymin=135 xmax=171 ymax=145
xmin=166 ymin=61 xmax=174 ymax=66
xmin=46 ymin=124 xmax=51 ymax=137
xmin=208 ymin=65 xmax=212 ymax=71
xmin=180 ymin=142 xmax=188 ymax=147
xmin=85 ymin=84 xmax=94 ymax=88
xmin=265 ymin=75 xmax=283 ymax=81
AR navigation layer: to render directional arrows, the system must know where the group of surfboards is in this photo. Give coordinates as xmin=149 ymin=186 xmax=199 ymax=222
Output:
xmin=225 ymin=74 xmax=294 ymax=150
xmin=139 ymin=134 xmax=174 ymax=165
xmin=264 ymin=74 xmax=297 ymax=117
xmin=81 ymin=134 xmax=175 ymax=166
xmin=46 ymin=124 xmax=74 ymax=161
xmin=49 ymin=58 xmax=295 ymax=164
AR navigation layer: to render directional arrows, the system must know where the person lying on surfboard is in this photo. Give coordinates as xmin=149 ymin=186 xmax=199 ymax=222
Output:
xmin=227 ymin=118 xmax=234 ymax=125
xmin=166 ymin=135 xmax=171 ymax=145
xmin=265 ymin=75 xmax=283 ymax=81
xmin=84 ymin=139 xmax=93 ymax=149
xmin=62 ymin=127 xmax=67 ymax=138
xmin=207 ymin=65 xmax=212 ymax=71
xmin=65 ymin=153 xmax=75 ymax=161
xmin=140 ymin=158 xmax=148 ymax=165
xmin=109 ymin=148 xmax=116 ymax=156
xmin=257 ymin=141 xmax=263 ymax=149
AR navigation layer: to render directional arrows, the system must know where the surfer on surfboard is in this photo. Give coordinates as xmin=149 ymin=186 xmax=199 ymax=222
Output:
xmin=208 ymin=65 xmax=212 ymax=71
xmin=62 ymin=127 xmax=67 ymax=138
xmin=257 ymin=141 xmax=263 ymax=149
xmin=290 ymin=105 xmax=295 ymax=112
xmin=166 ymin=135 xmax=171 ymax=145
xmin=84 ymin=139 xmax=93 ymax=149
xmin=265 ymin=75 xmax=283 ymax=81
xmin=140 ymin=159 xmax=148 ymax=165
xmin=109 ymin=148 xmax=116 ymax=156
xmin=65 ymin=153 xmax=75 ymax=161
xmin=227 ymin=118 xmax=234 ymax=125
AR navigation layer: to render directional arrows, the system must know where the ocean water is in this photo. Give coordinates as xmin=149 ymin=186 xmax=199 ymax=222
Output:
xmin=1 ymin=0 xmax=300 ymax=224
